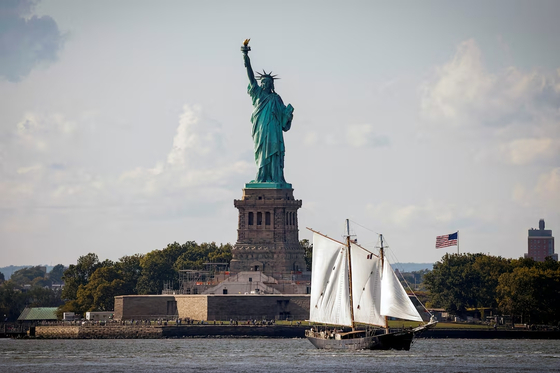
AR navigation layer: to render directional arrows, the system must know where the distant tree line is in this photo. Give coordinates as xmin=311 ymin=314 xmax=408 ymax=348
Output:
xmin=424 ymin=253 xmax=560 ymax=325
xmin=397 ymin=269 xmax=430 ymax=291
xmin=0 ymin=265 xmax=66 ymax=321
xmin=7 ymin=243 xmax=557 ymax=326
xmin=57 ymin=241 xmax=232 ymax=317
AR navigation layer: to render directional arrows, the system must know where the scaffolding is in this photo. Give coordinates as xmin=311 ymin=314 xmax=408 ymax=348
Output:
xmin=161 ymin=263 xmax=312 ymax=295
xmin=162 ymin=263 xmax=230 ymax=295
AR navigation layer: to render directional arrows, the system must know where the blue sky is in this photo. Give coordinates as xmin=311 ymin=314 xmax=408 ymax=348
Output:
xmin=1 ymin=0 xmax=559 ymax=266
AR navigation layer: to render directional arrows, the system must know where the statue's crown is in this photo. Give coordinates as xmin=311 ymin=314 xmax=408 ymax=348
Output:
xmin=256 ymin=70 xmax=279 ymax=80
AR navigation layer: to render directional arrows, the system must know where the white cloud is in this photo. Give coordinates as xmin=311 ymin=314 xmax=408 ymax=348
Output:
xmin=366 ymin=200 xmax=459 ymax=227
xmin=15 ymin=111 xmax=77 ymax=153
xmin=421 ymin=39 xmax=559 ymax=128
xmin=166 ymin=104 xmax=223 ymax=167
xmin=16 ymin=164 xmax=41 ymax=174
xmin=511 ymin=184 xmax=527 ymax=207
xmin=500 ymin=138 xmax=560 ymax=165
xmin=303 ymin=131 xmax=318 ymax=146
xmin=346 ymin=124 xmax=390 ymax=148
xmin=364 ymin=198 xmax=507 ymax=236
xmin=534 ymin=168 xmax=560 ymax=209
xmin=421 ymin=39 xmax=560 ymax=166
xmin=120 ymin=104 xmax=250 ymax=198
xmin=1 ymin=104 xmax=251 ymax=223
xmin=513 ymin=168 xmax=560 ymax=210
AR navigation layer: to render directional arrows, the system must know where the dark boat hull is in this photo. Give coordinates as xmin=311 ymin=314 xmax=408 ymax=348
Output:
xmin=306 ymin=322 xmax=436 ymax=351
xmin=307 ymin=330 xmax=414 ymax=351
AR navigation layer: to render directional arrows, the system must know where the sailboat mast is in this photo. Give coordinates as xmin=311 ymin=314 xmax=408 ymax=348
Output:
xmin=346 ymin=219 xmax=356 ymax=331
xmin=380 ymin=234 xmax=389 ymax=332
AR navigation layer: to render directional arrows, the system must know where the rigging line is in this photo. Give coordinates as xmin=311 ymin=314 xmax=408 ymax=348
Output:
xmin=349 ymin=219 xmax=381 ymax=235
xmin=345 ymin=222 xmax=433 ymax=319
xmin=380 ymin=235 xmax=434 ymax=319
xmin=396 ymin=269 xmax=434 ymax=318
xmin=306 ymin=227 xmax=346 ymax=246
xmin=380 ymin=235 xmax=405 ymax=273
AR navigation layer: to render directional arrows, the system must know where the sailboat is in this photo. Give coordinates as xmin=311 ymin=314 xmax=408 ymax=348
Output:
xmin=305 ymin=220 xmax=437 ymax=350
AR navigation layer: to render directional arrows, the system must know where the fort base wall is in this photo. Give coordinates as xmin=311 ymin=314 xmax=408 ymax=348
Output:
xmin=114 ymin=294 xmax=310 ymax=321
xmin=114 ymin=295 xmax=176 ymax=320
xmin=34 ymin=325 xmax=162 ymax=339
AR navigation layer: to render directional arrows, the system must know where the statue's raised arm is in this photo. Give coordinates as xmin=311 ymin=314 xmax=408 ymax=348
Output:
xmin=241 ymin=39 xmax=257 ymax=86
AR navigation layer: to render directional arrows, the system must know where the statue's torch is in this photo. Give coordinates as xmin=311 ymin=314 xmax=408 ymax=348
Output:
xmin=241 ymin=39 xmax=251 ymax=53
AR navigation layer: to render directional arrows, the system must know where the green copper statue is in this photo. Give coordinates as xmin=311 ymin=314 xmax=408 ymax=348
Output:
xmin=241 ymin=39 xmax=294 ymax=187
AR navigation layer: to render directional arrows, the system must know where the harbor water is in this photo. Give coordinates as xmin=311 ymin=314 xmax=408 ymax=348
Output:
xmin=1 ymin=338 xmax=559 ymax=372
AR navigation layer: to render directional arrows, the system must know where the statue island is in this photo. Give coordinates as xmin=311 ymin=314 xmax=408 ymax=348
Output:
xmin=230 ymin=40 xmax=306 ymax=275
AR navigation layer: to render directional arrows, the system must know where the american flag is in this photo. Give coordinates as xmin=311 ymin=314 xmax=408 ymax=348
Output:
xmin=436 ymin=232 xmax=458 ymax=249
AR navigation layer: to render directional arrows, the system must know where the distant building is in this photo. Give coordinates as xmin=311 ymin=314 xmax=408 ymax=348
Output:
xmin=525 ymin=219 xmax=557 ymax=262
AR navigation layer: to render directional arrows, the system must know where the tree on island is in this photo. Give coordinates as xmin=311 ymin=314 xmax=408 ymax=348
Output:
xmin=424 ymin=253 xmax=510 ymax=314
xmin=424 ymin=253 xmax=560 ymax=325
xmin=0 ymin=265 xmax=65 ymax=321
xmin=300 ymin=239 xmax=312 ymax=271
xmin=57 ymin=241 xmax=234 ymax=316
xmin=496 ymin=259 xmax=560 ymax=325
xmin=49 ymin=264 xmax=66 ymax=283
xmin=10 ymin=266 xmax=49 ymax=287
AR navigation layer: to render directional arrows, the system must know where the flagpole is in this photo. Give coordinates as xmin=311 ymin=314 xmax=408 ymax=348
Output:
xmin=457 ymin=230 xmax=460 ymax=254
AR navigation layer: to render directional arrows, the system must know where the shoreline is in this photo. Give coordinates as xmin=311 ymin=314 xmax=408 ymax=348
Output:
xmin=6 ymin=324 xmax=558 ymax=340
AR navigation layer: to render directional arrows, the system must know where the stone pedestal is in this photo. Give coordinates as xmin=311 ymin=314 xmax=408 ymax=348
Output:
xmin=230 ymin=188 xmax=305 ymax=274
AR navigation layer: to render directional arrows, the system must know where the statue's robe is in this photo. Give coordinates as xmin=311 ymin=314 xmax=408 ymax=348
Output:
xmin=248 ymin=82 xmax=293 ymax=183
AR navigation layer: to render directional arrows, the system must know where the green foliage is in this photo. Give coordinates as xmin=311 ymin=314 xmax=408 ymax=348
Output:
xmin=136 ymin=242 xmax=185 ymax=295
xmin=10 ymin=266 xmax=48 ymax=287
xmin=49 ymin=264 xmax=66 ymax=283
xmin=58 ymin=240 xmax=233 ymax=315
xmin=0 ymin=271 xmax=5 ymax=282
xmin=424 ymin=253 xmax=510 ymax=314
xmin=398 ymin=269 xmax=430 ymax=291
xmin=0 ymin=280 xmax=63 ymax=321
xmin=510 ymin=256 xmax=560 ymax=271
xmin=4 ymin=241 xmax=233 ymax=319
xmin=137 ymin=241 xmax=231 ymax=295
xmin=497 ymin=265 xmax=560 ymax=325
xmin=61 ymin=253 xmax=103 ymax=301
xmin=208 ymin=243 xmax=233 ymax=264
xmin=60 ymin=254 xmax=136 ymax=314
xmin=301 ymin=239 xmax=312 ymax=271
xmin=0 ymin=281 xmax=26 ymax=321
xmin=76 ymin=266 xmax=127 ymax=312
xmin=56 ymin=300 xmax=81 ymax=319
xmin=115 ymin=254 xmax=144 ymax=295
xmin=174 ymin=241 xmax=214 ymax=271
xmin=25 ymin=286 xmax=64 ymax=308
xmin=173 ymin=242 xmax=232 ymax=271
xmin=425 ymin=253 xmax=560 ymax=325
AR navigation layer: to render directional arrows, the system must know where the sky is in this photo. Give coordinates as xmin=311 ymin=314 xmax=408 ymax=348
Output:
xmin=1 ymin=0 xmax=559 ymax=267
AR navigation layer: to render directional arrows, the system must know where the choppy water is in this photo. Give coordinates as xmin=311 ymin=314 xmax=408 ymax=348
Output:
xmin=1 ymin=338 xmax=559 ymax=372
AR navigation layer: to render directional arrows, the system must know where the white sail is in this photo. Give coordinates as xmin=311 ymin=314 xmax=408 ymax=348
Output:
xmin=350 ymin=243 xmax=386 ymax=326
xmin=380 ymin=257 xmax=423 ymax=322
xmin=309 ymin=232 xmax=352 ymax=326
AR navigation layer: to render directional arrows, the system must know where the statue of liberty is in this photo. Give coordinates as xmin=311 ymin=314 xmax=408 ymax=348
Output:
xmin=241 ymin=39 xmax=294 ymax=186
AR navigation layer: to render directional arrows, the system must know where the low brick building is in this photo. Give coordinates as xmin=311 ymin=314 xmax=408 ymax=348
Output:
xmin=113 ymin=294 xmax=310 ymax=321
